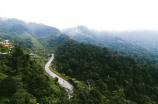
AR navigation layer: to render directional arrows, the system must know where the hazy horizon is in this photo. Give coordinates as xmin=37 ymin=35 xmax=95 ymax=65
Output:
xmin=1 ymin=16 xmax=158 ymax=33
xmin=0 ymin=0 xmax=158 ymax=31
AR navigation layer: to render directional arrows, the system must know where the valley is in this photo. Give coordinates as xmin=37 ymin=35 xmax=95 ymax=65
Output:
xmin=0 ymin=18 xmax=158 ymax=104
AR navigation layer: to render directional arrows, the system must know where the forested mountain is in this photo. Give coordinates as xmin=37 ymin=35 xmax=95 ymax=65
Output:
xmin=0 ymin=17 xmax=69 ymax=52
xmin=26 ymin=22 xmax=69 ymax=47
xmin=63 ymin=26 xmax=158 ymax=64
xmin=1 ymin=17 xmax=158 ymax=104
xmin=0 ymin=18 xmax=36 ymax=50
xmin=54 ymin=39 xmax=158 ymax=104
xmin=0 ymin=18 xmax=71 ymax=103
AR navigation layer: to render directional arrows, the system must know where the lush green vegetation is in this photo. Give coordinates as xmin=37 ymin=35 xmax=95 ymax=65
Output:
xmin=54 ymin=39 xmax=158 ymax=104
xmin=0 ymin=18 xmax=72 ymax=104
xmin=1 ymin=18 xmax=158 ymax=104
xmin=0 ymin=46 xmax=69 ymax=104
xmin=0 ymin=44 xmax=8 ymax=53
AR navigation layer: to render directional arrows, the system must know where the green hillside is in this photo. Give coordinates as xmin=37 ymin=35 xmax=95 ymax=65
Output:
xmin=1 ymin=17 xmax=158 ymax=104
xmin=54 ymin=39 xmax=158 ymax=104
xmin=0 ymin=46 xmax=69 ymax=104
xmin=0 ymin=18 xmax=68 ymax=53
xmin=19 ymin=32 xmax=44 ymax=49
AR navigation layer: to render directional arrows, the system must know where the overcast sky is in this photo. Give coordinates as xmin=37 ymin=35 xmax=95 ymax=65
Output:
xmin=0 ymin=0 xmax=158 ymax=31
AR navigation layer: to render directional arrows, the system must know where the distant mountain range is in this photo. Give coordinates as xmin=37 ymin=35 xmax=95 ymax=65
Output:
xmin=109 ymin=30 xmax=158 ymax=53
xmin=62 ymin=26 xmax=158 ymax=63
xmin=1 ymin=17 xmax=158 ymax=63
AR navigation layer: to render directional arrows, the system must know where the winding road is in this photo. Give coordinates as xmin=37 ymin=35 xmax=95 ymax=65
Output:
xmin=45 ymin=54 xmax=73 ymax=92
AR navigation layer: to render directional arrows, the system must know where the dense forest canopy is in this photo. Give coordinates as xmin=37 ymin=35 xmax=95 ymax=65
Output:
xmin=0 ymin=18 xmax=71 ymax=104
xmin=54 ymin=39 xmax=158 ymax=104
xmin=1 ymin=17 xmax=158 ymax=104
xmin=0 ymin=46 xmax=69 ymax=104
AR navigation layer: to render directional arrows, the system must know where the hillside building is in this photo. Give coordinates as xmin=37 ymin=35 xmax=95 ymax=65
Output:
xmin=0 ymin=40 xmax=15 ymax=53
